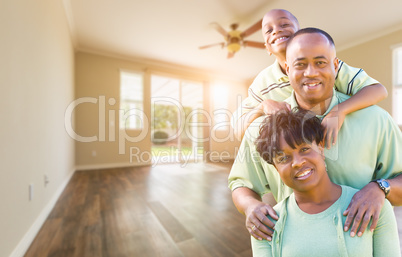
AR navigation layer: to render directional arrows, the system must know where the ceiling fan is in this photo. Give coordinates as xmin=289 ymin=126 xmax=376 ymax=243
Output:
xmin=199 ymin=19 xmax=266 ymax=58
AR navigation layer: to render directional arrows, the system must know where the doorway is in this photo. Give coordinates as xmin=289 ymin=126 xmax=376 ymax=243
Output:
xmin=151 ymin=75 xmax=204 ymax=164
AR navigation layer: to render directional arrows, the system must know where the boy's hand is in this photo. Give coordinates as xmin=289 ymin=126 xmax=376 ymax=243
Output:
xmin=258 ymin=99 xmax=291 ymax=115
xmin=321 ymin=109 xmax=345 ymax=149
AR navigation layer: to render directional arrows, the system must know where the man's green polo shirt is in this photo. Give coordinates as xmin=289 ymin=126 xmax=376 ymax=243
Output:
xmin=228 ymin=89 xmax=402 ymax=202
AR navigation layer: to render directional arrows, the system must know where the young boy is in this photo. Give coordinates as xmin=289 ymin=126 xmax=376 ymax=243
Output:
xmin=232 ymin=9 xmax=387 ymax=149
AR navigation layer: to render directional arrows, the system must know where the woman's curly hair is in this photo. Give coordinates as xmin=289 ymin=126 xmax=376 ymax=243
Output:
xmin=255 ymin=108 xmax=324 ymax=165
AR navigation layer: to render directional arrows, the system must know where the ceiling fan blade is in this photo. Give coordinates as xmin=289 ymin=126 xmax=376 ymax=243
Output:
xmin=240 ymin=18 xmax=263 ymax=38
xmin=199 ymin=42 xmax=225 ymax=49
xmin=227 ymin=52 xmax=235 ymax=58
xmin=211 ymin=22 xmax=229 ymax=38
xmin=243 ymin=40 xmax=266 ymax=49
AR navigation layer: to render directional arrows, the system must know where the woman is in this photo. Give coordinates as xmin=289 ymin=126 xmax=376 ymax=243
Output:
xmin=252 ymin=108 xmax=400 ymax=257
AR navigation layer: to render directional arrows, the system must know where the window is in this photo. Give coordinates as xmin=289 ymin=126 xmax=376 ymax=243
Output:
xmin=212 ymin=84 xmax=230 ymax=130
xmin=393 ymin=46 xmax=402 ymax=125
xmin=119 ymin=71 xmax=144 ymax=129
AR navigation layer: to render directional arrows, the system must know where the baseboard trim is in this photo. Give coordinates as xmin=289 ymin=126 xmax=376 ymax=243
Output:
xmin=75 ymin=161 xmax=151 ymax=171
xmin=9 ymin=168 xmax=76 ymax=257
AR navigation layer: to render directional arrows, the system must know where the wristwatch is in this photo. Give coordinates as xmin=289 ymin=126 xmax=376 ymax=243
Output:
xmin=374 ymin=179 xmax=390 ymax=197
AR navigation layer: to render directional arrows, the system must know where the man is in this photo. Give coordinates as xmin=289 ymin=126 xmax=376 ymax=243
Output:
xmin=232 ymin=9 xmax=387 ymax=148
xmin=228 ymin=27 xmax=402 ymax=242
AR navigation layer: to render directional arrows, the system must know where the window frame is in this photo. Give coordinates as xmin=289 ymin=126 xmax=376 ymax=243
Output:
xmin=392 ymin=45 xmax=402 ymax=125
xmin=119 ymin=70 xmax=145 ymax=130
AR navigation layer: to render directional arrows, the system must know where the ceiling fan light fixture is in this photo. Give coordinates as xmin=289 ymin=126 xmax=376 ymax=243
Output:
xmin=199 ymin=19 xmax=264 ymax=58
xmin=227 ymin=43 xmax=241 ymax=53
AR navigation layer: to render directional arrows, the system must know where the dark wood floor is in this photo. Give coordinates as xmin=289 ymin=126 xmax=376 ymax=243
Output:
xmin=25 ymin=162 xmax=252 ymax=257
xmin=24 ymin=161 xmax=402 ymax=257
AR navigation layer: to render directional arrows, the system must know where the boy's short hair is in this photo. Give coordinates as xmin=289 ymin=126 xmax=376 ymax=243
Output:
xmin=255 ymin=108 xmax=324 ymax=165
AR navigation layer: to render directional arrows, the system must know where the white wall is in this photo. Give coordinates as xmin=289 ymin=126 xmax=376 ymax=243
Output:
xmin=0 ymin=1 xmax=75 ymax=256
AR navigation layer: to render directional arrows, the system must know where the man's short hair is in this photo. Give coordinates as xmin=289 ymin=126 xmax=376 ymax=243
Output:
xmin=287 ymin=27 xmax=335 ymax=50
xmin=255 ymin=108 xmax=324 ymax=165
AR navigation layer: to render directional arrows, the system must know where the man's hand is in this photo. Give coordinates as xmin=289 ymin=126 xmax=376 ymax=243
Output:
xmin=321 ymin=108 xmax=345 ymax=149
xmin=258 ymin=99 xmax=291 ymax=115
xmin=245 ymin=201 xmax=278 ymax=241
xmin=343 ymin=182 xmax=385 ymax=237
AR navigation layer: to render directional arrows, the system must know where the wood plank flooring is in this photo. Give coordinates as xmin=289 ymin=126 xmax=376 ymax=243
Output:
xmin=25 ymin=162 xmax=252 ymax=257
xmin=24 ymin=162 xmax=402 ymax=256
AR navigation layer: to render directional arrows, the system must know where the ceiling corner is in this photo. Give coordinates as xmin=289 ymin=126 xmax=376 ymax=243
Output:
xmin=61 ymin=0 xmax=78 ymax=48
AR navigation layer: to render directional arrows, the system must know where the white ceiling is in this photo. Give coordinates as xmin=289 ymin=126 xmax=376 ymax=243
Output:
xmin=66 ymin=0 xmax=402 ymax=81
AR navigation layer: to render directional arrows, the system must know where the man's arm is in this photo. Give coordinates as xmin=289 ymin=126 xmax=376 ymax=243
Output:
xmin=234 ymin=108 xmax=264 ymax=141
xmin=386 ymin=174 xmax=402 ymax=205
xmin=343 ymin=108 xmax=402 ymax=237
xmin=343 ymin=173 xmax=402 ymax=237
xmin=232 ymin=187 xmax=278 ymax=241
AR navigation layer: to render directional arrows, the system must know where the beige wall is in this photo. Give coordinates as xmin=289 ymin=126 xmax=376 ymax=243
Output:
xmin=74 ymin=52 xmax=152 ymax=168
xmin=338 ymin=29 xmax=402 ymax=114
xmin=75 ymin=52 xmax=246 ymax=168
xmin=0 ymin=0 xmax=75 ymax=256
